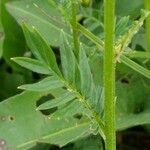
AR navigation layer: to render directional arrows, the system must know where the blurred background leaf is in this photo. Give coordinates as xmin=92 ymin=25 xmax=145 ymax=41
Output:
xmin=0 ymin=0 xmax=4 ymax=58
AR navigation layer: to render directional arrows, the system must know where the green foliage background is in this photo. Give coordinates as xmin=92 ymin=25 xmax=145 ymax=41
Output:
xmin=0 ymin=0 xmax=150 ymax=150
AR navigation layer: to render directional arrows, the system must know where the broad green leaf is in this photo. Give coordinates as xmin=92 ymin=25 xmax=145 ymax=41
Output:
xmin=18 ymin=76 xmax=64 ymax=91
xmin=22 ymin=24 xmax=61 ymax=76
xmin=116 ymin=75 xmax=146 ymax=115
xmin=0 ymin=91 xmax=92 ymax=149
xmin=120 ymin=55 xmax=150 ymax=79
xmin=60 ymin=32 xmax=76 ymax=85
xmin=116 ymin=73 xmax=150 ymax=130
xmin=37 ymin=91 xmax=76 ymax=110
xmin=11 ymin=57 xmax=51 ymax=75
xmin=117 ymin=112 xmax=150 ymax=131
xmin=0 ymin=91 xmax=149 ymax=149
xmin=6 ymin=0 xmax=70 ymax=47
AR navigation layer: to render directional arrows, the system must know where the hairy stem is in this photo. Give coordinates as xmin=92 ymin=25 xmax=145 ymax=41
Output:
xmin=144 ymin=0 xmax=150 ymax=52
xmin=71 ymin=1 xmax=80 ymax=59
xmin=104 ymin=0 xmax=116 ymax=150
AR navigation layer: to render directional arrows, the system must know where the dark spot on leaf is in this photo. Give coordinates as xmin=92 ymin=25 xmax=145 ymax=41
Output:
xmin=36 ymin=94 xmax=57 ymax=116
xmin=9 ymin=116 xmax=15 ymax=121
xmin=73 ymin=113 xmax=83 ymax=120
xmin=121 ymin=78 xmax=130 ymax=84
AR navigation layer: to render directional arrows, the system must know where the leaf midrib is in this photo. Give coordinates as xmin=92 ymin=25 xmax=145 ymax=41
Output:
xmin=17 ymin=121 xmax=90 ymax=148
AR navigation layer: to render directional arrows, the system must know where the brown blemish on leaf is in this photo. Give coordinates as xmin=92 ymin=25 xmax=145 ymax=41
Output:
xmin=0 ymin=116 xmax=15 ymax=122
xmin=0 ymin=139 xmax=6 ymax=150
xmin=0 ymin=116 xmax=7 ymax=121
xmin=0 ymin=147 xmax=4 ymax=150
xmin=0 ymin=139 xmax=5 ymax=146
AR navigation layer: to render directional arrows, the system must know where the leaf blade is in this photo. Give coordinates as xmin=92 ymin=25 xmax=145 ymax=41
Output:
xmin=60 ymin=32 xmax=76 ymax=85
xmin=18 ymin=76 xmax=64 ymax=91
xmin=5 ymin=0 xmax=70 ymax=47
xmin=0 ymin=91 xmax=92 ymax=149
xmin=79 ymin=45 xmax=94 ymax=98
xmin=37 ymin=91 xmax=76 ymax=110
xmin=117 ymin=112 xmax=150 ymax=131
xmin=11 ymin=57 xmax=51 ymax=75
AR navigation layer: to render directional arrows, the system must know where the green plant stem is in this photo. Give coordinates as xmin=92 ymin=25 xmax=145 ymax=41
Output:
xmin=104 ymin=0 xmax=116 ymax=150
xmin=144 ymin=0 xmax=150 ymax=52
xmin=71 ymin=1 xmax=80 ymax=59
